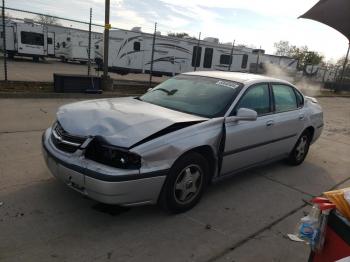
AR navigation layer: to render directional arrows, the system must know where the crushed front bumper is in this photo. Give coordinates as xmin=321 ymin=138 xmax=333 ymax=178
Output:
xmin=42 ymin=128 xmax=167 ymax=206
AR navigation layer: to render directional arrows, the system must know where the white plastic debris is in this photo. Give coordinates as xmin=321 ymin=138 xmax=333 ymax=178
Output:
xmin=287 ymin=234 xmax=304 ymax=242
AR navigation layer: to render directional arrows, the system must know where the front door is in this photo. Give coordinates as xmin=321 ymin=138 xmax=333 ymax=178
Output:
xmin=221 ymin=83 xmax=275 ymax=175
xmin=47 ymin=32 xmax=55 ymax=56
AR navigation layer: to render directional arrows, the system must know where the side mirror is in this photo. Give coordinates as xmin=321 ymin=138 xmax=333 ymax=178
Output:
xmin=147 ymin=88 xmax=153 ymax=92
xmin=226 ymin=108 xmax=257 ymax=123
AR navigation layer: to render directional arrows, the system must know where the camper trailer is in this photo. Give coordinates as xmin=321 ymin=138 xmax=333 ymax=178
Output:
xmin=0 ymin=19 xmax=55 ymax=61
xmin=55 ymin=31 xmax=102 ymax=63
xmin=107 ymin=27 xmax=298 ymax=76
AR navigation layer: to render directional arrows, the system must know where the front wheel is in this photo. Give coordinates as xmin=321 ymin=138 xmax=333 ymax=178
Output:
xmin=288 ymin=131 xmax=311 ymax=165
xmin=159 ymin=152 xmax=209 ymax=214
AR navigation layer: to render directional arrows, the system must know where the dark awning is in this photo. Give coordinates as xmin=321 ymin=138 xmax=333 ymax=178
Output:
xmin=299 ymin=0 xmax=350 ymax=41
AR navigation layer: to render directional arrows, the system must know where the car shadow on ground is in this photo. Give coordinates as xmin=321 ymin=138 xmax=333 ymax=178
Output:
xmin=0 ymin=157 xmax=337 ymax=262
xmin=0 ymin=157 xmax=332 ymax=222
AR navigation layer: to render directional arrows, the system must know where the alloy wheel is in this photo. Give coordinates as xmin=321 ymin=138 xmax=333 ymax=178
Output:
xmin=174 ymin=164 xmax=203 ymax=205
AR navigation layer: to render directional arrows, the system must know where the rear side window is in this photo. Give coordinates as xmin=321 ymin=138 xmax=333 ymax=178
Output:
xmin=295 ymin=89 xmax=304 ymax=107
xmin=21 ymin=32 xmax=44 ymax=46
xmin=272 ymin=84 xmax=298 ymax=112
xmin=234 ymin=84 xmax=270 ymax=116
xmin=47 ymin=37 xmax=53 ymax=45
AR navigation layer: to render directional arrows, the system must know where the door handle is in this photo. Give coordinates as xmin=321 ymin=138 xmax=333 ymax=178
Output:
xmin=299 ymin=114 xmax=305 ymax=120
xmin=266 ymin=120 xmax=274 ymax=126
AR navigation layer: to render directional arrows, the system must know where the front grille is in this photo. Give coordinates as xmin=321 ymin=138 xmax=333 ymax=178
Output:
xmin=51 ymin=122 xmax=86 ymax=153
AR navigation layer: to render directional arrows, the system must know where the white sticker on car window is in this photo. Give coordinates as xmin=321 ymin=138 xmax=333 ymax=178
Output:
xmin=216 ymin=80 xmax=239 ymax=89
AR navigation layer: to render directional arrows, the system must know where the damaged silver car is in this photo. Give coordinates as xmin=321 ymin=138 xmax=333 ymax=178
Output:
xmin=42 ymin=71 xmax=323 ymax=213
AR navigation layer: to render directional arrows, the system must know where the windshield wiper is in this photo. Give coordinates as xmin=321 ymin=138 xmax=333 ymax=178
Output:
xmin=152 ymin=88 xmax=178 ymax=95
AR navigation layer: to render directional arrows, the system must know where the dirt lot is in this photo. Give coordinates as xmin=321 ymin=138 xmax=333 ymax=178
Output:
xmin=0 ymin=97 xmax=349 ymax=262
xmin=0 ymin=57 xmax=168 ymax=83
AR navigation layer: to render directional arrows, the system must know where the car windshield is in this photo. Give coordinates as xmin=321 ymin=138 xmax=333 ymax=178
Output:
xmin=139 ymin=75 xmax=242 ymax=118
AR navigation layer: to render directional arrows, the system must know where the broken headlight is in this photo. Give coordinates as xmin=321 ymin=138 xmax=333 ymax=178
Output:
xmin=85 ymin=138 xmax=141 ymax=169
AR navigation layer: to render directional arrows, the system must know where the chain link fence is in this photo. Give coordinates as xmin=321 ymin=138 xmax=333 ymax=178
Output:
xmin=0 ymin=4 xmax=349 ymax=92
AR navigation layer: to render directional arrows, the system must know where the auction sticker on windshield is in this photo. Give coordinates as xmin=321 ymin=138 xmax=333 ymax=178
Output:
xmin=216 ymin=80 xmax=240 ymax=89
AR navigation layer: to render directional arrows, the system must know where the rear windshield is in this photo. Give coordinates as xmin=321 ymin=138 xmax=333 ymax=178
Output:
xmin=140 ymin=75 xmax=242 ymax=118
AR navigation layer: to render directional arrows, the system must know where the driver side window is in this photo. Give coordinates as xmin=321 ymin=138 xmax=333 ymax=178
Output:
xmin=232 ymin=84 xmax=270 ymax=116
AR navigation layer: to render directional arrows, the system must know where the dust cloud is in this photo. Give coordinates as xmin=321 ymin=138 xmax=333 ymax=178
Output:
xmin=263 ymin=63 xmax=322 ymax=96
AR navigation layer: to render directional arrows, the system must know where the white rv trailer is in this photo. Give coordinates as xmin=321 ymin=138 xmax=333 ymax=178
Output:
xmin=55 ymin=31 xmax=102 ymax=63
xmin=0 ymin=19 xmax=55 ymax=61
xmin=108 ymin=27 xmax=298 ymax=76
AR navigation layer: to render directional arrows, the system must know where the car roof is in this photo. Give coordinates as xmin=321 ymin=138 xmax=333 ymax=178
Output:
xmin=183 ymin=71 xmax=292 ymax=86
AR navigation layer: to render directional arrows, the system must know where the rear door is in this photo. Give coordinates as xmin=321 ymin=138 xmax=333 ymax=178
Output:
xmin=221 ymin=83 xmax=275 ymax=174
xmin=47 ymin=32 xmax=55 ymax=56
xmin=268 ymin=83 xmax=306 ymax=158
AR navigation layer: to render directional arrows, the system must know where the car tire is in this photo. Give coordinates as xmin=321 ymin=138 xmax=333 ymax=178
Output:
xmin=288 ymin=131 xmax=311 ymax=166
xmin=159 ymin=152 xmax=209 ymax=214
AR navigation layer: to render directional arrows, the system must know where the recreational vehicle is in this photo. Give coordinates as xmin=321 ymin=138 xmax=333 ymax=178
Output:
xmin=55 ymin=31 xmax=102 ymax=63
xmin=107 ymin=27 xmax=298 ymax=76
xmin=0 ymin=19 xmax=55 ymax=61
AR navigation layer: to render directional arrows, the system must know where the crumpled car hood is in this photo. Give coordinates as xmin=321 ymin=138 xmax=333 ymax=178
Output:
xmin=57 ymin=97 xmax=207 ymax=148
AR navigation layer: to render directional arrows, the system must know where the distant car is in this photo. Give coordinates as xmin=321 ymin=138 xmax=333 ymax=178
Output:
xmin=42 ymin=71 xmax=323 ymax=213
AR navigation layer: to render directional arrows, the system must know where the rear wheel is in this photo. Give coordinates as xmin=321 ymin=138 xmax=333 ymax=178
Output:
xmin=288 ymin=131 xmax=311 ymax=165
xmin=159 ymin=152 xmax=209 ymax=214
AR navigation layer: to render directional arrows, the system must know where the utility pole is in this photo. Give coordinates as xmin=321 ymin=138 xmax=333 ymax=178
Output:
xmin=87 ymin=8 xmax=92 ymax=76
xmin=193 ymin=32 xmax=201 ymax=72
xmin=149 ymin=22 xmax=157 ymax=89
xmin=102 ymin=0 xmax=111 ymax=89
xmin=228 ymin=40 xmax=235 ymax=71
xmin=2 ymin=0 xmax=8 ymax=81
xmin=255 ymin=46 xmax=261 ymax=74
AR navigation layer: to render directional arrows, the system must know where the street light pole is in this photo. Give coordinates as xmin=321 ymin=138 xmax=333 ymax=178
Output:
xmin=149 ymin=22 xmax=157 ymax=89
xmin=228 ymin=40 xmax=235 ymax=71
xmin=193 ymin=32 xmax=201 ymax=72
xmin=102 ymin=0 xmax=111 ymax=89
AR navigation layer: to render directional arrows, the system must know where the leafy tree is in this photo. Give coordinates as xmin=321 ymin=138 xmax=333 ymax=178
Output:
xmin=167 ymin=32 xmax=196 ymax=39
xmin=35 ymin=14 xmax=61 ymax=25
xmin=336 ymin=56 xmax=350 ymax=68
xmin=273 ymin=41 xmax=290 ymax=56
xmin=273 ymin=40 xmax=324 ymax=70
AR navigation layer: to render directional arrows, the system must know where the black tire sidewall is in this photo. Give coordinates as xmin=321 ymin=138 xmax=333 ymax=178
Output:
xmin=289 ymin=131 xmax=311 ymax=165
xmin=159 ymin=152 xmax=209 ymax=213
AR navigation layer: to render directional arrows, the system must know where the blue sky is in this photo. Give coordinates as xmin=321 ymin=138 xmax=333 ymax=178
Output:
xmin=7 ymin=0 xmax=349 ymax=61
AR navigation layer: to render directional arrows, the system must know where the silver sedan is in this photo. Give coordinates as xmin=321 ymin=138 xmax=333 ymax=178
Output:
xmin=42 ymin=71 xmax=323 ymax=213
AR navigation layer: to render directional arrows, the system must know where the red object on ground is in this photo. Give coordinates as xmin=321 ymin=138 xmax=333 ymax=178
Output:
xmin=309 ymin=212 xmax=350 ymax=262
xmin=318 ymin=203 xmax=336 ymax=211
xmin=311 ymin=197 xmax=331 ymax=204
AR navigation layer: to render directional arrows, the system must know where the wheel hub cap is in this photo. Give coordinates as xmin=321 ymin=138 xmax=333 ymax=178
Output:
xmin=174 ymin=165 xmax=203 ymax=204
xmin=296 ymin=136 xmax=308 ymax=160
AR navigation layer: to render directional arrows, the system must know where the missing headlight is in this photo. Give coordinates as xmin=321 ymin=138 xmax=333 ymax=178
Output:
xmin=85 ymin=137 xmax=141 ymax=169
